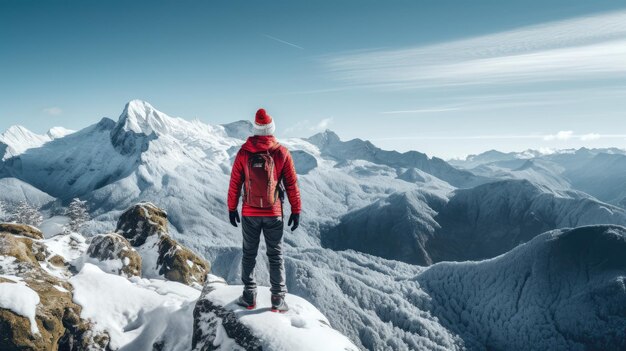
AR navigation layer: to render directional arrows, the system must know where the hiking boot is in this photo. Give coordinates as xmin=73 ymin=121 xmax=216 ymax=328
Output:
xmin=271 ymin=294 xmax=289 ymax=313
xmin=237 ymin=290 xmax=256 ymax=310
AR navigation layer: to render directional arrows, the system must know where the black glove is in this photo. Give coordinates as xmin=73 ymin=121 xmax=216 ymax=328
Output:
xmin=287 ymin=213 xmax=300 ymax=231
xmin=229 ymin=210 xmax=240 ymax=227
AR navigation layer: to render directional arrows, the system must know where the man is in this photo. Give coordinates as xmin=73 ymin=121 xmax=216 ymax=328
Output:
xmin=227 ymin=108 xmax=301 ymax=313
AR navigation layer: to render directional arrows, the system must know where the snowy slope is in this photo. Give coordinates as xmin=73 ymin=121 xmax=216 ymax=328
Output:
xmin=70 ymin=263 xmax=200 ymax=351
xmin=308 ymin=130 xmax=487 ymax=188
xmin=193 ymin=278 xmax=359 ymax=351
xmin=2 ymin=100 xmax=626 ymax=350
xmin=452 ymin=147 xmax=626 ymax=208
xmin=0 ymin=125 xmax=74 ymax=161
xmin=324 ymin=179 xmax=626 ymax=264
xmin=0 ymin=177 xmax=55 ymax=207
xmin=0 ymin=126 xmax=50 ymax=160
xmin=562 ymin=152 xmax=626 ymax=208
xmin=418 ymin=225 xmax=626 ymax=350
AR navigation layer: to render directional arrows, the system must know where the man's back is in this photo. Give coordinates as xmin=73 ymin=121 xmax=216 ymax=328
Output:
xmin=226 ymin=109 xmax=301 ymax=313
xmin=227 ymin=134 xmax=301 ymax=217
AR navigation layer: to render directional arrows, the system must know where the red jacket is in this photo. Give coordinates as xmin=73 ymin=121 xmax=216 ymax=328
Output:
xmin=228 ymin=135 xmax=301 ymax=217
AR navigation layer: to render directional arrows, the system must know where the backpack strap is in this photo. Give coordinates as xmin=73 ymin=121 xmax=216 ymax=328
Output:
xmin=268 ymin=143 xmax=286 ymax=219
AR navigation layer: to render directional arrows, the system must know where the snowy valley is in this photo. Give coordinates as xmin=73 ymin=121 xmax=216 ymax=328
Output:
xmin=1 ymin=100 xmax=625 ymax=350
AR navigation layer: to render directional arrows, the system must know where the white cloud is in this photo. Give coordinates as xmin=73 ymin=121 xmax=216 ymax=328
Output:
xmin=543 ymin=130 xmax=574 ymax=141
xmin=42 ymin=107 xmax=62 ymax=116
xmin=323 ymin=10 xmax=626 ymax=89
xmin=312 ymin=117 xmax=333 ymax=131
xmin=283 ymin=117 xmax=333 ymax=135
xmin=370 ymin=132 xmax=626 ymax=142
xmin=580 ymin=133 xmax=601 ymax=141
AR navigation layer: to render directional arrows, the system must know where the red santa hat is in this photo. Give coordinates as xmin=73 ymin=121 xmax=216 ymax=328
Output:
xmin=253 ymin=108 xmax=275 ymax=136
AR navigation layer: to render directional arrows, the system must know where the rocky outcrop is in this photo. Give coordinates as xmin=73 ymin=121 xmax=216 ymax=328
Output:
xmin=86 ymin=233 xmax=142 ymax=277
xmin=0 ymin=228 xmax=110 ymax=351
xmin=157 ymin=234 xmax=210 ymax=287
xmin=192 ymin=276 xmax=359 ymax=351
xmin=192 ymin=278 xmax=262 ymax=351
xmin=0 ymin=223 xmax=44 ymax=240
xmin=116 ymin=202 xmax=168 ymax=246
xmin=116 ymin=203 xmax=210 ymax=286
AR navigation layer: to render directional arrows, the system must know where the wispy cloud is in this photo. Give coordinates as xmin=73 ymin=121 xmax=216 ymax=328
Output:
xmin=371 ymin=132 xmax=626 ymax=142
xmin=313 ymin=117 xmax=333 ymax=130
xmin=42 ymin=107 xmax=62 ymax=115
xmin=263 ymin=34 xmax=304 ymax=50
xmin=323 ymin=10 xmax=626 ymax=89
xmin=580 ymin=133 xmax=601 ymax=141
xmin=543 ymin=130 xmax=574 ymax=141
xmin=283 ymin=117 xmax=333 ymax=134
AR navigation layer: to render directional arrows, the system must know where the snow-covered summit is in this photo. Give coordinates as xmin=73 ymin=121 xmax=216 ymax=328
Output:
xmin=117 ymin=99 xmax=180 ymax=136
xmin=193 ymin=277 xmax=359 ymax=351
xmin=46 ymin=126 xmax=75 ymax=139
xmin=0 ymin=125 xmax=50 ymax=160
xmin=0 ymin=125 xmax=75 ymax=161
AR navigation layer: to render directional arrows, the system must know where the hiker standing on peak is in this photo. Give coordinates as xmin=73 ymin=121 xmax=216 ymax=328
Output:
xmin=227 ymin=108 xmax=301 ymax=313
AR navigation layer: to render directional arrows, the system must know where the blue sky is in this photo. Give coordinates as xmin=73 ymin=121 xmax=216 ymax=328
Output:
xmin=1 ymin=0 xmax=625 ymax=158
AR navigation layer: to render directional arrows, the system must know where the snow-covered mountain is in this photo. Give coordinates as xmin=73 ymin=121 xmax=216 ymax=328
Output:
xmin=323 ymin=179 xmax=626 ymax=264
xmin=0 ymin=124 xmax=74 ymax=161
xmin=418 ymin=224 xmax=626 ymax=350
xmin=307 ymin=130 xmax=487 ymax=188
xmin=452 ymin=147 xmax=626 ymax=208
xmin=1 ymin=100 xmax=625 ymax=350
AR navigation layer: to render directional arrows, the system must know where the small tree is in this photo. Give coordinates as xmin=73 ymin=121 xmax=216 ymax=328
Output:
xmin=11 ymin=201 xmax=43 ymax=227
xmin=66 ymin=198 xmax=90 ymax=233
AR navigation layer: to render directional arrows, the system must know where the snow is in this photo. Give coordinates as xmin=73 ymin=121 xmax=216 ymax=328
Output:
xmin=417 ymin=225 xmax=626 ymax=350
xmin=202 ymin=283 xmax=359 ymax=351
xmin=43 ymin=232 xmax=88 ymax=264
xmin=136 ymin=234 xmax=162 ymax=278
xmin=0 ymin=125 xmax=50 ymax=160
xmin=0 ymin=281 xmax=40 ymax=334
xmin=46 ymin=126 xmax=75 ymax=139
xmin=40 ymin=215 xmax=70 ymax=238
xmin=0 ymin=255 xmax=21 ymax=281
xmin=70 ymin=263 xmax=200 ymax=351
xmin=2 ymin=100 xmax=626 ymax=350
xmin=0 ymin=178 xmax=55 ymax=207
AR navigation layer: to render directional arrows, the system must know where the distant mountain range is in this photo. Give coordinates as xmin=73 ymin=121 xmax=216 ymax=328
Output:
xmin=451 ymin=147 xmax=626 ymax=208
xmin=1 ymin=100 xmax=625 ymax=350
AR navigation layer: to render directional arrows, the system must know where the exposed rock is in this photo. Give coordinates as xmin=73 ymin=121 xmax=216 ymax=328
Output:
xmin=192 ymin=276 xmax=359 ymax=351
xmin=0 ymin=223 xmax=43 ymax=240
xmin=0 ymin=234 xmax=110 ymax=350
xmin=117 ymin=202 xmax=210 ymax=286
xmin=157 ymin=234 xmax=210 ymax=287
xmin=0 ymin=233 xmax=43 ymax=264
xmin=86 ymin=233 xmax=142 ymax=277
xmin=192 ymin=277 xmax=262 ymax=351
xmin=116 ymin=202 xmax=168 ymax=246
xmin=48 ymin=255 xmax=66 ymax=268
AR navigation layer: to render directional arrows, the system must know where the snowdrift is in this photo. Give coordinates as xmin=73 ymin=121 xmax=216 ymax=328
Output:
xmin=192 ymin=276 xmax=358 ymax=351
xmin=1 ymin=203 xmax=357 ymax=351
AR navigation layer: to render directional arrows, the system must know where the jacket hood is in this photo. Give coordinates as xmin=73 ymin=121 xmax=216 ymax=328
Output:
xmin=241 ymin=135 xmax=279 ymax=153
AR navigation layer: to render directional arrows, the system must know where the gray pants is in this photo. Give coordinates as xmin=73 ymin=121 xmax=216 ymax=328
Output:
xmin=241 ymin=216 xmax=287 ymax=296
